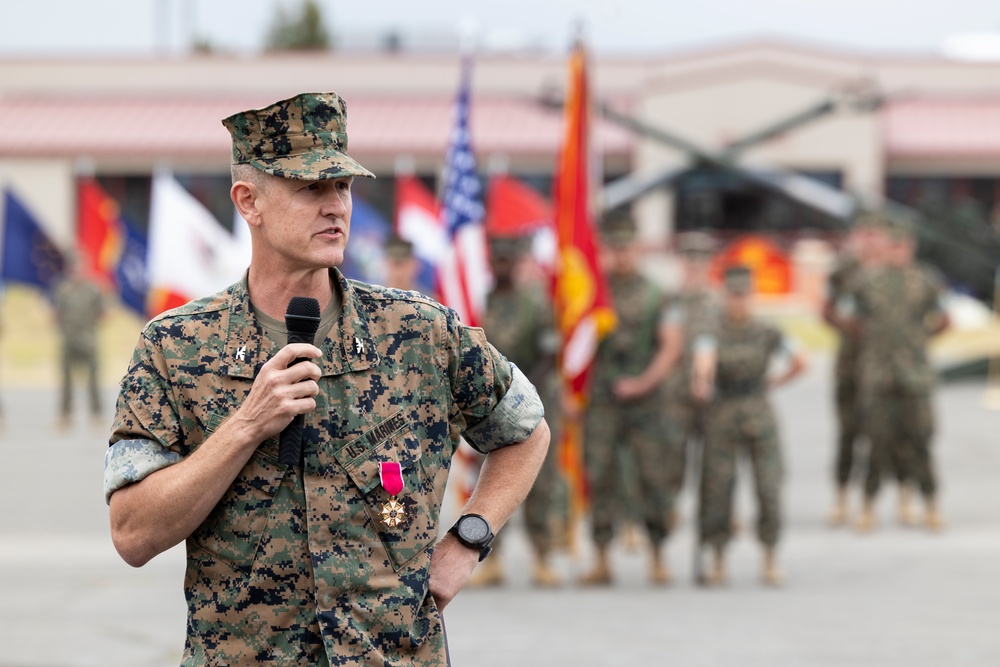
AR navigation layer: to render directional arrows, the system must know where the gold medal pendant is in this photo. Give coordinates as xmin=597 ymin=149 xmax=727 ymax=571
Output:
xmin=380 ymin=498 xmax=406 ymax=528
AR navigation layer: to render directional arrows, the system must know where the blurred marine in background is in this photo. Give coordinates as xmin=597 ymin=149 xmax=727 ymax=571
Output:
xmin=472 ymin=234 xmax=564 ymax=588
xmin=822 ymin=213 xmax=891 ymax=525
xmin=579 ymin=213 xmax=682 ymax=586
xmin=693 ymin=265 xmax=807 ymax=586
xmin=52 ymin=258 xmax=106 ymax=430
xmin=841 ymin=214 xmax=950 ymax=532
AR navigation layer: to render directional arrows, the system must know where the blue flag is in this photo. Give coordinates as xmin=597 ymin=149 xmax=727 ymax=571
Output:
xmin=341 ymin=194 xmax=390 ymax=285
xmin=1 ymin=188 xmax=64 ymax=291
xmin=115 ymin=215 xmax=149 ymax=317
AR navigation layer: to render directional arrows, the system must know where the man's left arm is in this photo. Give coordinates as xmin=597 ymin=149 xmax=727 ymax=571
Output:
xmin=429 ymin=322 xmax=550 ymax=610
xmin=428 ymin=418 xmax=549 ymax=609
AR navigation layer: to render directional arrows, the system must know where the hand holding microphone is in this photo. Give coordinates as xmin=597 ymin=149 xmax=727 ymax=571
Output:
xmin=278 ymin=297 xmax=322 ymax=467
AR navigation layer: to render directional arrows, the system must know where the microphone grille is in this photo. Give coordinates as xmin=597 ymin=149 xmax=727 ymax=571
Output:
xmin=285 ymin=296 xmax=321 ymax=335
xmin=287 ymin=296 xmax=321 ymax=318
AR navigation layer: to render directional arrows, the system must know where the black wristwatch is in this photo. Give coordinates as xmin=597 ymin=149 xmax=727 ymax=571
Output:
xmin=448 ymin=514 xmax=494 ymax=561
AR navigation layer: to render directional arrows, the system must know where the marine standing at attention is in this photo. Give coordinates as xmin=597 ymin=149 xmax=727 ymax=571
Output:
xmin=579 ymin=213 xmax=682 ymax=586
xmin=843 ymin=215 xmax=949 ymax=532
xmin=823 ymin=213 xmax=891 ymax=525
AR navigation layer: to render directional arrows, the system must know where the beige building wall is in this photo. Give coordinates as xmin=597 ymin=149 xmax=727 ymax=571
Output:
xmin=0 ymin=158 xmax=76 ymax=246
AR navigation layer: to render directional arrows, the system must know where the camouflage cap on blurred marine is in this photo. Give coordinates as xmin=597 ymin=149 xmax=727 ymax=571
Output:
xmin=222 ymin=92 xmax=375 ymax=180
xmin=723 ymin=264 xmax=754 ymax=295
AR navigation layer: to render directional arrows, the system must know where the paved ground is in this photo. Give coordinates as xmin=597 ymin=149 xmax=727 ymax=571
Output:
xmin=1 ymin=357 xmax=998 ymax=666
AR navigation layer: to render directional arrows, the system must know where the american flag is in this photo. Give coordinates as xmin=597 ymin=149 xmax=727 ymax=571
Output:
xmin=436 ymin=55 xmax=489 ymax=327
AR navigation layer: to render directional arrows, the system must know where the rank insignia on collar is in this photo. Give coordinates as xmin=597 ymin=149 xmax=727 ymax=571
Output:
xmin=381 ymin=499 xmax=406 ymax=528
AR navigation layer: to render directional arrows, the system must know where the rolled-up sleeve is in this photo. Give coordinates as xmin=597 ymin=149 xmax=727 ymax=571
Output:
xmin=105 ymin=327 xmax=183 ymax=504
xmin=448 ymin=321 xmax=544 ymax=454
xmin=104 ymin=438 xmax=182 ymax=504
xmin=464 ymin=363 xmax=544 ymax=454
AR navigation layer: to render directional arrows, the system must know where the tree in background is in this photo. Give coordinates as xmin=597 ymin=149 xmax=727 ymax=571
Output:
xmin=266 ymin=0 xmax=332 ymax=51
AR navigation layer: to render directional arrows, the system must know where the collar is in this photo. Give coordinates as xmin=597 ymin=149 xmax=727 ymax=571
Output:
xmin=220 ymin=268 xmax=381 ymax=379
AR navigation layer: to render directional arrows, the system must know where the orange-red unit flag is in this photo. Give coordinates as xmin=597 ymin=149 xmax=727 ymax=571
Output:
xmin=77 ymin=178 xmax=125 ymax=288
xmin=552 ymin=41 xmax=616 ymax=527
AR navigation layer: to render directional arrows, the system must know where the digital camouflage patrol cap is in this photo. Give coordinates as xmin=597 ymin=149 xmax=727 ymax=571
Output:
xmin=676 ymin=231 xmax=716 ymax=258
xmin=222 ymin=92 xmax=375 ymax=180
xmin=600 ymin=213 xmax=637 ymax=248
xmin=723 ymin=264 xmax=753 ymax=295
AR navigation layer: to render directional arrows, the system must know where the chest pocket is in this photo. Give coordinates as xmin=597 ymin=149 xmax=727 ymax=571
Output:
xmin=337 ymin=414 xmax=438 ymax=572
xmin=190 ymin=414 xmax=286 ymax=572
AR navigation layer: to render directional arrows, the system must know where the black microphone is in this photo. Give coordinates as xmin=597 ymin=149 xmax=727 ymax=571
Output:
xmin=278 ymin=296 xmax=321 ymax=467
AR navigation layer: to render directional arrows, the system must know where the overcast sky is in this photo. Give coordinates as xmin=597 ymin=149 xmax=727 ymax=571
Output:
xmin=0 ymin=0 xmax=999 ymax=58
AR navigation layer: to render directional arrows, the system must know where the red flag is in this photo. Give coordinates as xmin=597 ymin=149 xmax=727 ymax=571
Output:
xmin=77 ymin=179 xmax=125 ymax=287
xmin=552 ymin=41 xmax=616 ymax=524
xmin=486 ymin=175 xmax=553 ymax=237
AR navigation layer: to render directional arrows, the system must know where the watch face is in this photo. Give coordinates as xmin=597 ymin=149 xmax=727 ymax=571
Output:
xmin=459 ymin=515 xmax=490 ymax=543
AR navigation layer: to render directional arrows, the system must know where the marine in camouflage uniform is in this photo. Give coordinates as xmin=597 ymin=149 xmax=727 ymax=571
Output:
xmin=52 ymin=266 xmax=106 ymax=428
xmin=471 ymin=236 xmax=564 ymax=587
xmin=822 ymin=213 xmax=892 ymax=525
xmin=382 ymin=234 xmax=418 ymax=292
xmin=844 ymin=217 xmax=949 ymax=532
xmin=663 ymin=232 xmax=720 ymax=525
xmin=580 ymin=214 xmax=683 ymax=586
xmin=105 ymin=92 xmax=549 ymax=667
xmin=693 ymin=266 xmax=806 ymax=586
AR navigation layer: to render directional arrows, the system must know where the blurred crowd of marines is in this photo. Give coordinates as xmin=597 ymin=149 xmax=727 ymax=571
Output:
xmin=19 ymin=204 xmax=947 ymax=590
xmin=393 ymin=206 xmax=946 ymax=590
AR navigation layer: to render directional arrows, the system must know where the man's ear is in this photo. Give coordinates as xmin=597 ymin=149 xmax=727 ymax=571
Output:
xmin=231 ymin=181 xmax=262 ymax=227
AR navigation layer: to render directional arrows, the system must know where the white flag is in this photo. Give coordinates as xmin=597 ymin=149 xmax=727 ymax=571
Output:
xmin=148 ymin=173 xmax=249 ymax=314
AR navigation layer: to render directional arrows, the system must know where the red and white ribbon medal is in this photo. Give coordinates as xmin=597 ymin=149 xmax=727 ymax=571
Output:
xmin=379 ymin=461 xmax=406 ymax=528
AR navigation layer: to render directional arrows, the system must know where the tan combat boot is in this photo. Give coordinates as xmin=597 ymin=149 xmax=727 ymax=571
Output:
xmin=924 ymin=497 xmax=944 ymax=532
xmin=467 ymin=554 xmax=505 ymax=588
xmin=706 ymin=546 xmax=727 ymax=587
xmin=649 ymin=544 xmax=672 ymax=586
xmin=578 ymin=547 xmax=612 ymax=586
xmin=762 ymin=546 xmax=784 ymax=587
xmin=828 ymin=487 xmax=848 ymax=527
xmin=898 ymin=485 xmax=916 ymax=527
xmin=531 ymin=551 xmax=561 ymax=588
xmin=855 ymin=497 xmax=876 ymax=533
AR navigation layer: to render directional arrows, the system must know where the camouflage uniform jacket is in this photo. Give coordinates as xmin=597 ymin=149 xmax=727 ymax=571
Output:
xmin=848 ymin=263 xmax=945 ymax=394
xmin=591 ymin=272 xmax=668 ymax=402
xmin=104 ymin=269 xmax=543 ymax=666
xmin=827 ymin=256 xmax=863 ymax=381
xmin=52 ymin=277 xmax=105 ymax=352
xmin=710 ymin=317 xmax=784 ymax=399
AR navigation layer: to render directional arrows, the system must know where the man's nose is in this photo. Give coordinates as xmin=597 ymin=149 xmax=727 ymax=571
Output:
xmin=320 ymin=189 xmax=348 ymax=216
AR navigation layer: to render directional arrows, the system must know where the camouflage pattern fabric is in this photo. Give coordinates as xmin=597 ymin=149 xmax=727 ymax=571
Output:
xmin=482 ymin=283 xmax=563 ymax=555
xmin=698 ymin=319 xmax=785 ymax=549
xmin=861 ymin=391 xmax=936 ymax=498
xmin=849 ymin=263 xmax=945 ymax=499
xmin=222 ymin=92 xmax=375 ymax=181
xmin=52 ymin=276 xmax=105 ymax=417
xmin=585 ymin=273 xmax=673 ymax=547
xmin=104 ymin=269 xmax=544 ymax=667
xmin=827 ymin=256 xmax=865 ymax=486
xmin=664 ymin=288 xmax=720 ymax=499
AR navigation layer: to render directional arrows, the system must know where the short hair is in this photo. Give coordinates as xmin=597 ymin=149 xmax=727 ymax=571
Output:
xmin=231 ymin=163 xmax=271 ymax=190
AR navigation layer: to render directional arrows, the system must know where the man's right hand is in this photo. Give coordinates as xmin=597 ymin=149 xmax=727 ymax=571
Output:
xmin=232 ymin=343 xmax=323 ymax=442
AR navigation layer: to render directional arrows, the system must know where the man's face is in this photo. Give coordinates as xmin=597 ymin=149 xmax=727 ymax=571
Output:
xmin=602 ymin=243 xmax=637 ymax=276
xmin=724 ymin=291 xmax=752 ymax=319
xmin=254 ymin=175 xmax=353 ymax=270
xmin=682 ymin=256 xmax=711 ymax=289
xmin=385 ymin=256 xmax=417 ymax=290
